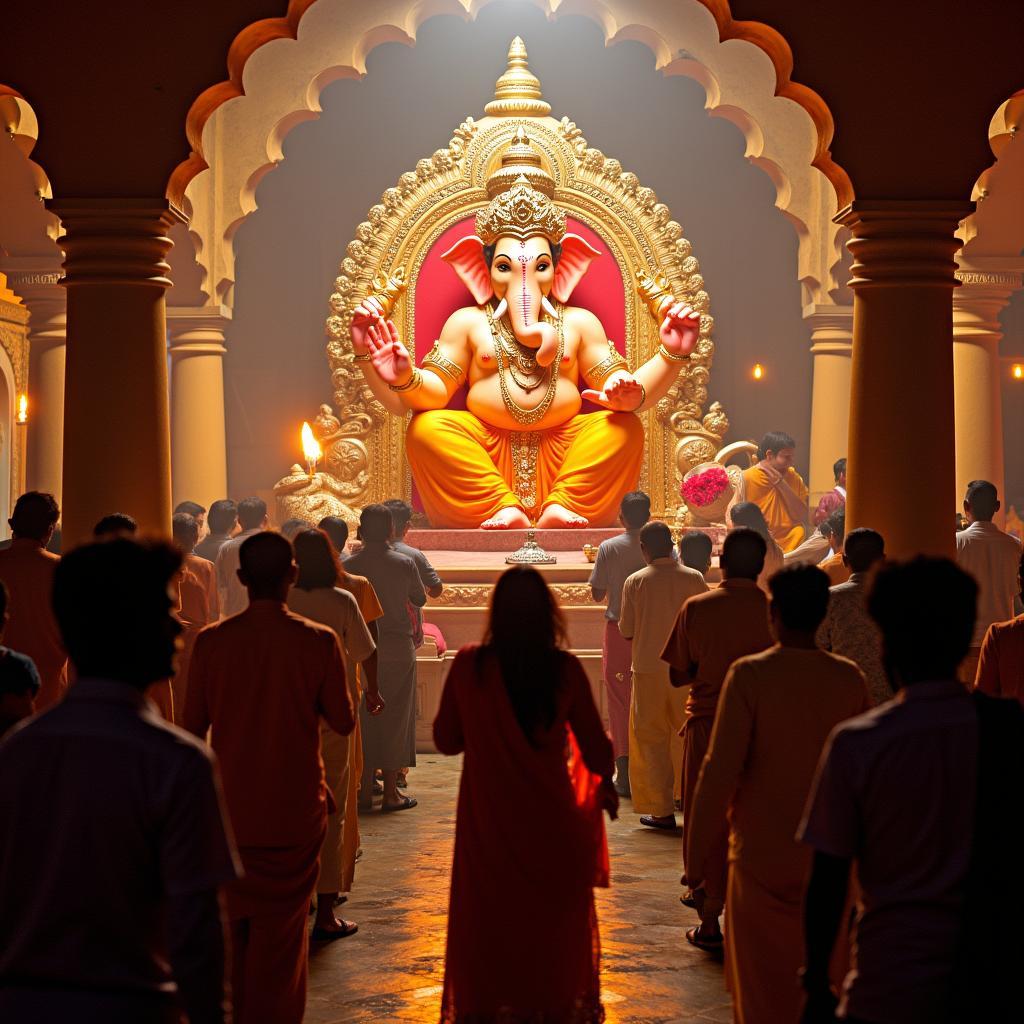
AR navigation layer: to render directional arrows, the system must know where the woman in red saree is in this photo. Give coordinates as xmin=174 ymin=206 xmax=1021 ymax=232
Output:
xmin=434 ymin=566 xmax=618 ymax=1023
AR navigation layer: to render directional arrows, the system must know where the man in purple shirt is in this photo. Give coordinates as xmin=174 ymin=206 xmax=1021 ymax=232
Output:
xmin=0 ymin=539 xmax=239 ymax=1023
xmin=799 ymin=557 xmax=1024 ymax=1024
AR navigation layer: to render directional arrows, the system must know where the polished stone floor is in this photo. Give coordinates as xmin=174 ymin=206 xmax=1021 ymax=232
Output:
xmin=307 ymin=757 xmax=732 ymax=1023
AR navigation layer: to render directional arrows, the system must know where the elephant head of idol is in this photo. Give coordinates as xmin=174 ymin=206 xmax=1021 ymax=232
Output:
xmin=441 ymin=128 xmax=600 ymax=367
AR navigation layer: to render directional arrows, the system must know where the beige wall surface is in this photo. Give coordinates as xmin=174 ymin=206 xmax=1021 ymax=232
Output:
xmin=225 ymin=7 xmax=812 ymax=500
xmin=1000 ymin=290 xmax=1024 ymax=513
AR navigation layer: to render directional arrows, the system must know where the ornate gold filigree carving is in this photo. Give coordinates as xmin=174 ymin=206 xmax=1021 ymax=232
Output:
xmin=429 ymin=582 xmax=596 ymax=607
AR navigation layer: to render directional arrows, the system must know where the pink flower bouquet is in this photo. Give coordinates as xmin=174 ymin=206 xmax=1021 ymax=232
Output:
xmin=681 ymin=464 xmax=734 ymax=524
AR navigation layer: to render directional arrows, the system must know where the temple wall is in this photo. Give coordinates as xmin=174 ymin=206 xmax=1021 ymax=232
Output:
xmin=1000 ymin=290 xmax=1024 ymax=514
xmin=226 ymin=7 xmax=811 ymax=502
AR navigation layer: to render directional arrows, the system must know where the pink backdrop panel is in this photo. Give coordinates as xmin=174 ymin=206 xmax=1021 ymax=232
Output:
xmin=410 ymin=215 xmax=626 ymax=512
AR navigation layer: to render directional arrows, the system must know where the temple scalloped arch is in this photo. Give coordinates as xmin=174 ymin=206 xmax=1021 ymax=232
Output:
xmin=176 ymin=0 xmax=847 ymax=313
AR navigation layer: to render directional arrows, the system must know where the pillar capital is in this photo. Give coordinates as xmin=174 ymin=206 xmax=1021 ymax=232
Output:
xmin=836 ymin=200 xmax=973 ymax=290
xmin=0 ymin=255 xmax=67 ymax=346
xmin=802 ymin=303 xmax=853 ymax=356
xmin=167 ymin=304 xmax=231 ymax=357
xmin=47 ymin=198 xmax=184 ymax=289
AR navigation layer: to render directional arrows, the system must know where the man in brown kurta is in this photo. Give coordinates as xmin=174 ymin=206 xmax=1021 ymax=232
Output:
xmin=662 ymin=527 xmax=774 ymax=947
xmin=0 ymin=491 xmax=66 ymax=710
xmin=686 ymin=565 xmax=868 ymax=1024
xmin=184 ymin=532 xmax=355 ymax=1024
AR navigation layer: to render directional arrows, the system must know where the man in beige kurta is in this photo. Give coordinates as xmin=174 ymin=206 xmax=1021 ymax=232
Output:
xmin=686 ymin=565 xmax=868 ymax=1024
xmin=662 ymin=527 xmax=774 ymax=948
xmin=618 ymin=521 xmax=707 ymax=828
xmin=288 ymin=544 xmax=378 ymax=939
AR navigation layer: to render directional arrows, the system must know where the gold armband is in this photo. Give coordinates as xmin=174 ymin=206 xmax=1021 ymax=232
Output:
xmin=658 ymin=344 xmax=689 ymax=363
xmin=421 ymin=342 xmax=465 ymax=383
xmin=353 ymin=351 xmax=371 ymax=362
xmin=583 ymin=341 xmax=629 ymax=385
xmin=388 ymin=368 xmax=423 ymax=393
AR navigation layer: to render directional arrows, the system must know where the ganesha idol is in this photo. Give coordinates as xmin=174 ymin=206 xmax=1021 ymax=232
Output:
xmin=351 ymin=129 xmax=700 ymax=530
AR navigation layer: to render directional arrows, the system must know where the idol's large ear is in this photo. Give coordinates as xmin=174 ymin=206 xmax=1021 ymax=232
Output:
xmin=440 ymin=236 xmax=493 ymax=305
xmin=551 ymin=233 xmax=601 ymax=303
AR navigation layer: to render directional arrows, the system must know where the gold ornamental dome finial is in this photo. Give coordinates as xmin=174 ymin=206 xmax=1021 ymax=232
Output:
xmin=485 ymin=125 xmax=556 ymax=198
xmin=484 ymin=37 xmax=551 ymax=117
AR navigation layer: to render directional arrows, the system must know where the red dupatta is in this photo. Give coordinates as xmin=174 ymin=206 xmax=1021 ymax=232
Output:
xmin=567 ymin=726 xmax=610 ymax=888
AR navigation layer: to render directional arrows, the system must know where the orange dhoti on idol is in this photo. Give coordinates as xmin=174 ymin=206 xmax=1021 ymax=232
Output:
xmin=407 ymin=408 xmax=645 ymax=528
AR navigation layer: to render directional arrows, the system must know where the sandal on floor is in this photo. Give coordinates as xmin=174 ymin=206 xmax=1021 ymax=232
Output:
xmin=640 ymin=814 xmax=677 ymax=830
xmin=382 ymin=795 xmax=418 ymax=813
xmin=686 ymin=925 xmax=723 ymax=952
xmin=311 ymin=920 xmax=358 ymax=942
xmin=680 ymin=890 xmax=699 ymax=909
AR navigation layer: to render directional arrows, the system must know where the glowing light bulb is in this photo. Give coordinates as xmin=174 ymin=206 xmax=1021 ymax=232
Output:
xmin=752 ymin=363 xmax=765 ymax=381
xmin=1013 ymin=363 xmax=1024 ymax=381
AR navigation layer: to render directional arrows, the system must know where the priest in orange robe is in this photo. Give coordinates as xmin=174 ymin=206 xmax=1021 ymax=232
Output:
xmin=0 ymin=492 xmax=67 ymax=710
xmin=741 ymin=431 xmax=809 ymax=552
xmin=184 ymin=532 xmax=355 ymax=1024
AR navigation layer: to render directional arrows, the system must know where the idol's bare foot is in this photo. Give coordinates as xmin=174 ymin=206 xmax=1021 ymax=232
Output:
xmin=481 ymin=506 xmax=531 ymax=530
xmin=537 ymin=504 xmax=589 ymax=529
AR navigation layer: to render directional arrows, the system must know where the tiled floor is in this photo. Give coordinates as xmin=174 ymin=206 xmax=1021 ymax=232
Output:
xmin=306 ymin=757 xmax=732 ymax=1023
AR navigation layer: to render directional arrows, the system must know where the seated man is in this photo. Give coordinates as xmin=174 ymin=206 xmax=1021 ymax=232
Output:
xmin=813 ymin=457 xmax=847 ymax=527
xmin=742 ymin=431 xmax=809 ymax=552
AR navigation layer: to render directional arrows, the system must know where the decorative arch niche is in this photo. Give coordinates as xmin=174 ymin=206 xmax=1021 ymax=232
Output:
xmin=175 ymin=0 xmax=848 ymax=312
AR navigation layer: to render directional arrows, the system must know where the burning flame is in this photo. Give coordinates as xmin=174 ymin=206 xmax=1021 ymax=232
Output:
xmin=301 ymin=421 xmax=321 ymax=472
xmin=752 ymin=363 xmax=765 ymax=381
xmin=16 ymin=394 xmax=27 ymax=423
xmin=1013 ymin=363 xmax=1023 ymax=381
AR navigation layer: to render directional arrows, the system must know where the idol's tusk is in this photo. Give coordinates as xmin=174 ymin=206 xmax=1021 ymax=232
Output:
xmin=541 ymin=296 xmax=558 ymax=320
xmin=493 ymin=297 xmax=508 ymax=320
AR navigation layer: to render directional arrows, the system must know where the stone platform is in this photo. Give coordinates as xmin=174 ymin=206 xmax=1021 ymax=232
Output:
xmin=411 ymin=530 xmax=723 ymax=752
xmin=406 ymin=527 xmax=618 ymax=552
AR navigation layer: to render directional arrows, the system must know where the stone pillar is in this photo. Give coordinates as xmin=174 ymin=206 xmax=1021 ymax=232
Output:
xmin=2 ymin=258 xmax=67 ymax=501
xmin=49 ymin=199 xmax=182 ymax=548
xmin=804 ymin=304 xmax=853 ymax=511
xmin=837 ymin=201 xmax=972 ymax=560
xmin=167 ymin=306 xmax=230 ymax=510
xmin=952 ymin=260 xmax=1021 ymax=526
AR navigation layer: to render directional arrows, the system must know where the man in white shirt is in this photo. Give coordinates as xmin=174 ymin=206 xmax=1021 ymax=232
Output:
xmin=215 ymin=497 xmax=269 ymax=618
xmin=589 ymin=490 xmax=650 ymax=796
xmin=955 ymin=480 xmax=1021 ymax=682
xmin=618 ymin=521 xmax=707 ymax=829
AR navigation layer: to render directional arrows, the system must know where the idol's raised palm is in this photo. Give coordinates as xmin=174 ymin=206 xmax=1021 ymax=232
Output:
xmin=660 ymin=300 xmax=701 ymax=357
xmin=365 ymin=318 xmax=413 ymax=386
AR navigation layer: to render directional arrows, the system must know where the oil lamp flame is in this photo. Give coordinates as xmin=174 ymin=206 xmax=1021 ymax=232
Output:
xmin=301 ymin=421 xmax=321 ymax=476
xmin=16 ymin=394 xmax=27 ymax=423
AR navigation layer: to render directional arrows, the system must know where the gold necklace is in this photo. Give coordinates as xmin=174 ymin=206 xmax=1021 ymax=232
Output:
xmin=492 ymin=315 xmax=544 ymax=390
xmin=487 ymin=303 xmax=564 ymax=425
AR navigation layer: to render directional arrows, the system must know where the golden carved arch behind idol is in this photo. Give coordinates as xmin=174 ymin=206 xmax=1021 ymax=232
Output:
xmin=280 ymin=38 xmax=728 ymax=525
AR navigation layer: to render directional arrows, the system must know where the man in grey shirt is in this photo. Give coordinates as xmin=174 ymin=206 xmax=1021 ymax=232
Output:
xmin=383 ymin=499 xmax=443 ymax=646
xmin=345 ymin=504 xmax=426 ymax=812
xmin=215 ymin=497 xmax=268 ymax=617
xmin=195 ymin=500 xmax=238 ymax=564
xmin=589 ymin=490 xmax=650 ymax=796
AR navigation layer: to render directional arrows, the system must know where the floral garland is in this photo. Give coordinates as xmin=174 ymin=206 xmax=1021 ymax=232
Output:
xmin=681 ymin=466 xmax=730 ymax=508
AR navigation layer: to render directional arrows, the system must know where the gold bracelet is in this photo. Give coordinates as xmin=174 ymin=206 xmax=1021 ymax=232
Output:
xmin=353 ymin=351 xmax=371 ymax=362
xmin=658 ymin=343 xmax=689 ymax=363
xmin=388 ymin=368 xmax=423 ymax=393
